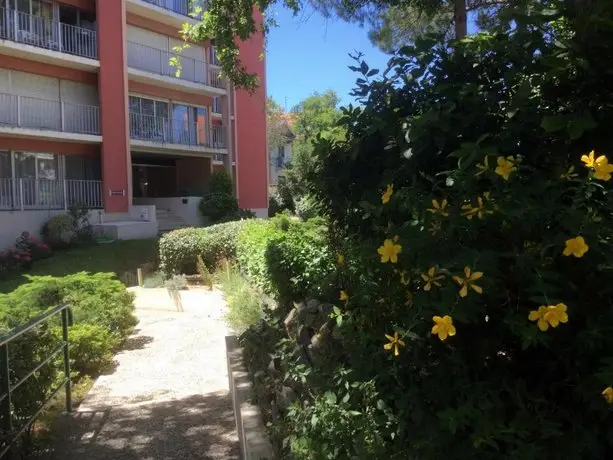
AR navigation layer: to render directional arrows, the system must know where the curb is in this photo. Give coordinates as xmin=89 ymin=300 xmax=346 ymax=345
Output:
xmin=226 ymin=336 xmax=275 ymax=460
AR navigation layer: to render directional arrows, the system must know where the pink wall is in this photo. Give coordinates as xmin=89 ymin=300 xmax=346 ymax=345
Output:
xmin=96 ymin=0 xmax=130 ymax=213
xmin=234 ymin=8 xmax=268 ymax=211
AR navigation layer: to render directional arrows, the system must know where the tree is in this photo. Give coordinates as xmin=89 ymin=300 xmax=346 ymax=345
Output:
xmin=267 ymin=97 xmax=293 ymax=151
xmin=182 ymin=0 xmax=495 ymax=91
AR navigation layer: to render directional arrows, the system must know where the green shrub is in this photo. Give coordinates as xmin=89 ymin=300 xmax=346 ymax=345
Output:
xmin=210 ymin=170 xmax=233 ymax=195
xmin=216 ymin=267 xmax=262 ymax=333
xmin=42 ymin=214 xmax=74 ymax=248
xmin=199 ymin=192 xmax=239 ymax=223
xmin=294 ymin=194 xmax=319 ymax=221
xmin=0 ymin=272 xmax=136 ymax=437
xmin=159 ymin=220 xmax=248 ymax=274
xmin=55 ymin=323 xmax=115 ymax=377
xmin=236 ymin=216 xmax=334 ymax=302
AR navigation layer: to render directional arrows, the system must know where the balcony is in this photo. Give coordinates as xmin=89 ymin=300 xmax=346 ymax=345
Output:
xmin=129 ymin=112 xmax=226 ymax=152
xmin=126 ymin=0 xmax=204 ymax=31
xmin=0 ymin=92 xmax=100 ymax=141
xmin=127 ymin=41 xmax=225 ymax=94
xmin=0 ymin=7 xmax=98 ymax=66
xmin=0 ymin=178 xmax=103 ymax=211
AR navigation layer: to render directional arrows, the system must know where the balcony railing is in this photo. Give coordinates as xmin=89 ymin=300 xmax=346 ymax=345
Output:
xmin=0 ymin=7 xmax=97 ymax=59
xmin=140 ymin=0 xmax=206 ymax=19
xmin=0 ymin=93 xmax=100 ymax=136
xmin=0 ymin=178 xmax=103 ymax=211
xmin=127 ymin=41 xmax=225 ymax=89
xmin=130 ymin=112 xmax=226 ymax=149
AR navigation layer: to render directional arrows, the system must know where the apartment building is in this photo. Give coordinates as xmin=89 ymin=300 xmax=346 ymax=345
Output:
xmin=0 ymin=0 xmax=268 ymax=247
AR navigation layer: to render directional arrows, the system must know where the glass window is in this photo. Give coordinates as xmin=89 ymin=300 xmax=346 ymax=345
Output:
xmin=15 ymin=152 xmax=36 ymax=178
xmin=37 ymin=153 xmax=57 ymax=180
xmin=0 ymin=151 xmax=12 ymax=179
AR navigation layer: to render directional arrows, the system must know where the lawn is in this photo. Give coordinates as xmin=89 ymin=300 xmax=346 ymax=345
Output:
xmin=0 ymin=238 xmax=159 ymax=294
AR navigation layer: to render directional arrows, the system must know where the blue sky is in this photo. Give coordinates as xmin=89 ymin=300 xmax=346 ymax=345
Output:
xmin=265 ymin=5 xmax=391 ymax=109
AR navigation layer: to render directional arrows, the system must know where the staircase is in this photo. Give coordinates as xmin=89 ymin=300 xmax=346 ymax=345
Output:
xmin=156 ymin=208 xmax=189 ymax=233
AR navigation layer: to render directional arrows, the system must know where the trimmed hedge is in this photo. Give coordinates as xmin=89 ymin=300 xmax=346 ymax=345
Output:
xmin=159 ymin=220 xmax=249 ymax=274
xmin=0 ymin=272 xmax=136 ymax=434
xmin=236 ymin=216 xmax=334 ymax=303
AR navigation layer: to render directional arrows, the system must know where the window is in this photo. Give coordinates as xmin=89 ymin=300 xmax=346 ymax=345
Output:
xmin=277 ymin=146 xmax=285 ymax=168
xmin=210 ymin=46 xmax=219 ymax=66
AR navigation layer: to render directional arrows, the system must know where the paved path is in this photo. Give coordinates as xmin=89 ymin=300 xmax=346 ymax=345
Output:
xmin=36 ymin=287 xmax=239 ymax=460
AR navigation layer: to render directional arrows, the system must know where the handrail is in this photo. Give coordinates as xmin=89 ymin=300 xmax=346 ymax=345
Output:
xmin=0 ymin=304 xmax=73 ymax=458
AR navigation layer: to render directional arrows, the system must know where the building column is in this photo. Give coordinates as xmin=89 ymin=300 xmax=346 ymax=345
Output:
xmin=97 ymin=0 xmax=130 ymax=213
xmin=234 ymin=8 xmax=268 ymax=216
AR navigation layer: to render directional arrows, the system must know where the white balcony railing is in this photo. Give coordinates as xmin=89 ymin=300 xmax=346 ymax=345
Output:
xmin=127 ymin=41 xmax=225 ymax=89
xmin=129 ymin=112 xmax=226 ymax=149
xmin=140 ymin=0 xmax=206 ymax=18
xmin=0 ymin=92 xmax=100 ymax=135
xmin=0 ymin=7 xmax=97 ymax=59
xmin=0 ymin=178 xmax=103 ymax=211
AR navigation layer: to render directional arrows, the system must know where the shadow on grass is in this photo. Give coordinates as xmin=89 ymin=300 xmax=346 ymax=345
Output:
xmin=0 ymin=239 xmax=159 ymax=294
xmin=29 ymin=392 xmax=239 ymax=460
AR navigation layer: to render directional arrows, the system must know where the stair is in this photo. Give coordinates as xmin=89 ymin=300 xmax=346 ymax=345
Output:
xmin=156 ymin=208 xmax=189 ymax=233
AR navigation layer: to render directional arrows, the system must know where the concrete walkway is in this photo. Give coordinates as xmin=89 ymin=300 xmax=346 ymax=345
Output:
xmin=37 ymin=287 xmax=239 ymax=460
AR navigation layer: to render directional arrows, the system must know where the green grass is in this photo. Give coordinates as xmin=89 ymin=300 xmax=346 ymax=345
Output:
xmin=0 ymin=239 xmax=159 ymax=294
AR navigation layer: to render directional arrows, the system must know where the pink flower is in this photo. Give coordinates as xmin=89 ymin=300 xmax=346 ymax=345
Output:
xmin=23 ymin=256 xmax=31 ymax=262
xmin=13 ymin=254 xmax=20 ymax=260
xmin=40 ymin=244 xmax=49 ymax=250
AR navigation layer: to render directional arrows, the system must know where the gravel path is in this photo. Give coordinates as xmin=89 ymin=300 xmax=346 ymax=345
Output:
xmin=36 ymin=287 xmax=239 ymax=460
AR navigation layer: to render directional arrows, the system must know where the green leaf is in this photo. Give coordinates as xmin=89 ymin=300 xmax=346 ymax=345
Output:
xmin=541 ymin=114 xmax=566 ymax=132
xmin=324 ymin=391 xmax=337 ymax=404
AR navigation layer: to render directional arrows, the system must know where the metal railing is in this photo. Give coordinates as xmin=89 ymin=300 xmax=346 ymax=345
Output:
xmin=0 ymin=178 xmax=103 ymax=211
xmin=0 ymin=305 xmax=72 ymax=458
xmin=141 ymin=0 xmax=206 ymax=18
xmin=0 ymin=92 xmax=100 ymax=135
xmin=127 ymin=41 xmax=225 ymax=89
xmin=0 ymin=7 xmax=97 ymax=59
xmin=129 ymin=112 xmax=226 ymax=148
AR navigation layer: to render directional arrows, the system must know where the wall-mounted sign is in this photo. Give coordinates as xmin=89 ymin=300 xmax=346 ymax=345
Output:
xmin=108 ymin=190 xmax=126 ymax=197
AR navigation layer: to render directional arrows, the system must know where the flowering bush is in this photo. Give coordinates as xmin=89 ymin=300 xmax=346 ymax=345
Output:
xmin=241 ymin=3 xmax=613 ymax=459
xmin=0 ymin=232 xmax=51 ymax=278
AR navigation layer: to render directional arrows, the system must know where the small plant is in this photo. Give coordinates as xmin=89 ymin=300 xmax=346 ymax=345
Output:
xmin=209 ymin=170 xmax=234 ymax=195
xmin=199 ymin=192 xmax=240 ymax=223
xmin=196 ymin=255 xmax=213 ymax=290
xmin=143 ymin=271 xmax=166 ymax=288
xmin=216 ymin=266 xmax=262 ymax=333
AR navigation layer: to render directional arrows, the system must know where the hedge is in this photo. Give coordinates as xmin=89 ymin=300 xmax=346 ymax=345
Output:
xmin=236 ymin=216 xmax=334 ymax=304
xmin=159 ymin=220 xmax=249 ymax=275
xmin=0 ymin=272 xmax=136 ymax=435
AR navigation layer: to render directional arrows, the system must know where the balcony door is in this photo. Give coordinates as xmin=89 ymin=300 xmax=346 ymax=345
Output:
xmin=13 ymin=0 xmax=56 ymax=45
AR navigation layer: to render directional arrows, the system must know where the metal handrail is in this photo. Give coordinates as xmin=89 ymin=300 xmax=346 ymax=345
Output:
xmin=0 ymin=304 xmax=73 ymax=458
xmin=140 ymin=0 xmax=206 ymax=19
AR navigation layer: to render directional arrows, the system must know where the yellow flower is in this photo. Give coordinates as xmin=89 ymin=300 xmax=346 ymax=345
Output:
xmin=384 ymin=331 xmax=406 ymax=357
xmin=544 ymin=303 xmax=568 ymax=328
xmin=421 ymin=266 xmax=445 ymax=291
xmin=560 ymin=165 xmax=578 ymax=180
xmin=593 ymin=156 xmax=613 ymax=181
xmin=339 ymin=291 xmax=349 ymax=302
xmin=461 ymin=196 xmax=491 ymax=220
xmin=529 ymin=305 xmax=550 ymax=331
xmin=475 ymin=156 xmax=489 ymax=176
xmin=529 ymin=304 xmax=569 ymax=331
xmin=427 ymin=199 xmax=449 ymax=216
xmin=602 ymin=387 xmax=613 ymax=404
xmin=452 ymin=266 xmax=484 ymax=298
xmin=429 ymin=221 xmax=442 ymax=235
xmin=563 ymin=236 xmax=589 ymax=258
xmin=581 ymin=150 xmax=597 ymax=168
xmin=382 ymin=184 xmax=394 ymax=204
xmin=337 ymin=254 xmax=345 ymax=265
xmin=377 ymin=238 xmax=402 ymax=264
xmin=399 ymin=271 xmax=411 ymax=286
xmin=495 ymin=156 xmax=517 ymax=180
xmin=432 ymin=315 xmax=456 ymax=341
